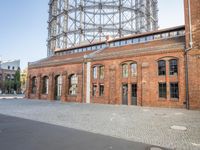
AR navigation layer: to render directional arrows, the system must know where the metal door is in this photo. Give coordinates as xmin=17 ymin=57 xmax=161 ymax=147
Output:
xmin=122 ymin=84 xmax=128 ymax=105
xmin=131 ymin=84 xmax=137 ymax=105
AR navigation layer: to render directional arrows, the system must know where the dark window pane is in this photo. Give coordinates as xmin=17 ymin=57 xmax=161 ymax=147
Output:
xmin=169 ymin=59 xmax=178 ymax=75
xmin=92 ymin=84 xmax=97 ymax=96
xmin=32 ymin=77 xmax=37 ymax=94
xmin=159 ymin=83 xmax=167 ymax=98
xmin=99 ymin=84 xmax=104 ymax=96
xmin=158 ymin=60 xmax=166 ymax=75
xmin=170 ymin=83 xmax=179 ymax=99
xmin=42 ymin=76 xmax=49 ymax=94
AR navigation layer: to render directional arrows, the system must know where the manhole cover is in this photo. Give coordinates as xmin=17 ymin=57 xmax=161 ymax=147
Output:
xmin=170 ymin=125 xmax=187 ymax=131
xmin=174 ymin=112 xmax=183 ymax=115
xmin=148 ymin=146 xmax=164 ymax=150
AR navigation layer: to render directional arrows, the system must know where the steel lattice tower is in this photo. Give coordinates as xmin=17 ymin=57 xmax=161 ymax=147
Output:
xmin=47 ymin=0 xmax=158 ymax=56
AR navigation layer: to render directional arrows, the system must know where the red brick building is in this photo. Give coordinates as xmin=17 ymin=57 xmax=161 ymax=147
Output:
xmin=26 ymin=0 xmax=200 ymax=109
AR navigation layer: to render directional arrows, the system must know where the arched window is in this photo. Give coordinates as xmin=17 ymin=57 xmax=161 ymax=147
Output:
xmin=69 ymin=74 xmax=78 ymax=95
xmin=99 ymin=66 xmax=104 ymax=79
xmin=31 ymin=77 xmax=37 ymax=94
xmin=122 ymin=64 xmax=128 ymax=78
xmin=130 ymin=63 xmax=137 ymax=76
xmin=158 ymin=60 xmax=166 ymax=75
xmin=169 ymin=59 xmax=178 ymax=75
xmin=42 ymin=76 xmax=49 ymax=94
xmin=93 ymin=66 xmax=97 ymax=79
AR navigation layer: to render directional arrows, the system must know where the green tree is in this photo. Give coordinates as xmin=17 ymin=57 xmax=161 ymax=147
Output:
xmin=14 ymin=70 xmax=21 ymax=94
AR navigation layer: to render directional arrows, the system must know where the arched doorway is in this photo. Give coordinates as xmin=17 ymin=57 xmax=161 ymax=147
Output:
xmin=55 ymin=75 xmax=62 ymax=100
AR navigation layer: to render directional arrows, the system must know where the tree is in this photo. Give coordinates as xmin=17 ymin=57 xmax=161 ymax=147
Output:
xmin=13 ymin=69 xmax=21 ymax=94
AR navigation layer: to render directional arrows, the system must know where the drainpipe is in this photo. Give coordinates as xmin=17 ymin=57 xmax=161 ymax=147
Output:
xmin=82 ymin=61 xmax=85 ymax=103
xmin=185 ymin=0 xmax=193 ymax=110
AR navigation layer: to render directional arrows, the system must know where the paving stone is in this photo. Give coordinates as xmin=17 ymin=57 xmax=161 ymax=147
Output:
xmin=0 ymin=99 xmax=200 ymax=150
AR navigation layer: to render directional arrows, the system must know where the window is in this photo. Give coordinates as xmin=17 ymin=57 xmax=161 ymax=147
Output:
xmin=154 ymin=34 xmax=161 ymax=39
xmin=6 ymin=74 xmax=11 ymax=80
xmin=139 ymin=37 xmax=146 ymax=43
xmin=31 ymin=77 xmax=37 ymax=94
xmin=131 ymin=63 xmax=137 ymax=76
xmin=92 ymin=84 xmax=97 ymax=96
xmin=12 ymin=66 xmax=15 ymax=70
xmin=69 ymin=74 xmax=78 ymax=95
xmin=8 ymin=66 xmax=10 ymax=70
xmin=42 ymin=76 xmax=49 ymax=94
xmin=132 ymin=38 xmax=139 ymax=44
xmin=158 ymin=60 xmax=166 ymax=75
xmin=99 ymin=66 xmax=104 ymax=79
xmin=146 ymin=35 xmax=154 ymax=41
xmin=114 ymin=41 xmax=120 ymax=46
xmin=159 ymin=83 xmax=167 ymax=98
xmin=169 ymin=59 xmax=178 ymax=75
xmin=99 ymin=84 xmax=104 ymax=96
xmin=170 ymin=83 xmax=179 ymax=98
xmin=127 ymin=39 xmax=133 ymax=44
xmin=122 ymin=64 xmax=128 ymax=78
xmin=93 ymin=66 xmax=97 ymax=79
xmin=121 ymin=40 xmax=126 ymax=45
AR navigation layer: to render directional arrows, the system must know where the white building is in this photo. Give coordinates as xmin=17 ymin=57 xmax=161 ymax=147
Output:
xmin=0 ymin=59 xmax=20 ymax=71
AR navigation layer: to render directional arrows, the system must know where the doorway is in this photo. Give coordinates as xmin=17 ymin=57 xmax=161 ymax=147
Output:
xmin=122 ymin=84 xmax=128 ymax=105
xmin=131 ymin=84 xmax=137 ymax=105
xmin=55 ymin=75 xmax=62 ymax=100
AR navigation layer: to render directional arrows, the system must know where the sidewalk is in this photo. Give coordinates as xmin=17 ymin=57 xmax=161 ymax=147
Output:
xmin=0 ymin=94 xmax=24 ymax=99
xmin=0 ymin=99 xmax=199 ymax=150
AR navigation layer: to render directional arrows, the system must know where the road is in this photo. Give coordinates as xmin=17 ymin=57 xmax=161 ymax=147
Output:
xmin=0 ymin=114 xmax=168 ymax=150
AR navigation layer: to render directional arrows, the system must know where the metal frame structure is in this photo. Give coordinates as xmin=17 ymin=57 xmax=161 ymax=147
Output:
xmin=47 ymin=0 xmax=158 ymax=56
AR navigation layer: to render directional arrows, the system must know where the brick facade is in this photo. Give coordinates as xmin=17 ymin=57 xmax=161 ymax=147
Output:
xmin=184 ymin=0 xmax=200 ymax=109
xmin=26 ymin=0 xmax=200 ymax=109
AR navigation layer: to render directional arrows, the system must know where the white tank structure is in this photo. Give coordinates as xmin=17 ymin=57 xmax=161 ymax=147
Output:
xmin=47 ymin=0 xmax=158 ymax=56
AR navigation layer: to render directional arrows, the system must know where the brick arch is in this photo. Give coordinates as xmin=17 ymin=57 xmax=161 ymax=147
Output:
xmin=120 ymin=60 xmax=137 ymax=65
xmin=157 ymin=56 xmax=179 ymax=61
xmin=91 ymin=64 xmax=104 ymax=67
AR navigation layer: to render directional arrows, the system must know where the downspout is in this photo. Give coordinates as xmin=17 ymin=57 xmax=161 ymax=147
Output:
xmin=185 ymin=0 xmax=193 ymax=109
xmin=82 ymin=60 xmax=85 ymax=103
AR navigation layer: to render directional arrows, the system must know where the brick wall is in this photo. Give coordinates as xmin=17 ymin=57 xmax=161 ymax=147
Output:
xmin=184 ymin=0 xmax=200 ymax=109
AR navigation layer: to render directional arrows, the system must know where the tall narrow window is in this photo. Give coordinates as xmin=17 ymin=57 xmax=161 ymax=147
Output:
xmin=170 ymin=83 xmax=179 ymax=99
xmin=69 ymin=74 xmax=78 ymax=95
xmin=42 ymin=76 xmax=49 ymax=94
xmin=99 ymin=84 xmax=104 ymax=96
xmin=92 ymin=84 xmax=97 ymax=96
xmin=31 ymin=77 xmax=37 ymax=94
xmin=93 ymin=66 xmax=97 ymax=79
xmin=169 ymin=59 xmax=178 ymax=75
xmin=159 ymin=83 xmax=167 ymax=98
xmin=158 ymin=60 xmax=166 ymax=75
xmin=99 ymin=66 xmax=104 ymax=79
xmin=122 ymin=64 xmax=128 ymax=78
xmin=131 ymin=63 xmax=137 ymax=76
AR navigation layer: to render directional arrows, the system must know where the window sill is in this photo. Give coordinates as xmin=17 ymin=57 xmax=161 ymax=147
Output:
xmin=158 ymin=98 xmax=167 ymax=101
xmin=170 ymin=98 xmax=179 ymax=101
xmin=169 ymin=74 xmax=178 ymax=76
xmin=158 ymin=75 xmax=166 ymax=77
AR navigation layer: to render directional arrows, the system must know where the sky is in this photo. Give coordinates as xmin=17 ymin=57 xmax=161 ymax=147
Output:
xmin=0 ymin=0 xmax=184 ymax=70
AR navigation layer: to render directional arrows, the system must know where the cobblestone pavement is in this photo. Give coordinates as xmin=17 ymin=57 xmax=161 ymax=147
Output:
xmin=0 ymin=99 xmax=199 ymax=150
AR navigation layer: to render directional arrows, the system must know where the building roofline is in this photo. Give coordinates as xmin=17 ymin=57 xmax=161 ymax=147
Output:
xmin=55 ymin=25 xmax=185 ymax=53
